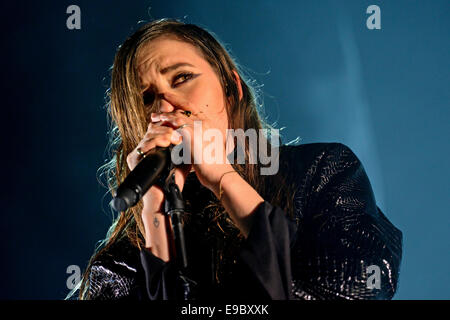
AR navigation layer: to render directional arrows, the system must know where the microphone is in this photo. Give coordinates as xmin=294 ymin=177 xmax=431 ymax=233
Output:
xmin=110 ymin=147 xmax=172 ymax=212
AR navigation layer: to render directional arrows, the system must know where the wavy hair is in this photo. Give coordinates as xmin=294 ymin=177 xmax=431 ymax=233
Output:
xmin=71 ymin=18 xmax=296 ymax=300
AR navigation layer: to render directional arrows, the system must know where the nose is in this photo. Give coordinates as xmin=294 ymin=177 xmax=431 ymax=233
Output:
xmin=157 ymin=95 xmax=175 ymax=113
xmin=159 ymin=99 xmax=175 ymax=112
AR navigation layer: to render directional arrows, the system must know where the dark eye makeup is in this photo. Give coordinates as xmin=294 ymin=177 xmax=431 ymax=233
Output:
xmin=172 ymin=72 xmax=196 ymax=87
xmin=142 ymin=72 xmax=199 ymax=105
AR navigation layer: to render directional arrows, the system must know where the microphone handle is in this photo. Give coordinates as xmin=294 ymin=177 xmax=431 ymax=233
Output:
xmin=111 ymin=147 xmax=171 ymax=212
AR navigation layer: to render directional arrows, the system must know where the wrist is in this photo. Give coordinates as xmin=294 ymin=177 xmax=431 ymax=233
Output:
xmin=209 ymin=165 xmax=237 ymax=198
xmin=141 ymin=211 xmax=172 ymax=262
xmin=213 ymin=169 xmax=264 ymax=237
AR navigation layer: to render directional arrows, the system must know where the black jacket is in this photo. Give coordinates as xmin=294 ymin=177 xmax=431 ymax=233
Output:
xmin=86 ymin=143 xmax=403 ymax=300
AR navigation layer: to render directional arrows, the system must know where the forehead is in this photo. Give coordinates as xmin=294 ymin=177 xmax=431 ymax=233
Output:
xmin=136 ymin=37 xmax=206 ymax=76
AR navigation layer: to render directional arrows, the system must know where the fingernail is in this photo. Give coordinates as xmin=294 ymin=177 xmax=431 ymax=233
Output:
xmin=171 ymin=130 xmax=182 ymax=142
xmin=151 ymin=113 xmax=160 ymax=122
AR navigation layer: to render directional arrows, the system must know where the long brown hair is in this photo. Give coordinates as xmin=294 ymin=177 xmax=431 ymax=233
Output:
xmin=74 ymin=18 xmax=296 ymax=300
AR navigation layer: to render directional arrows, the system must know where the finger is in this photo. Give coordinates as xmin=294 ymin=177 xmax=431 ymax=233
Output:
xmin=147 ymin=119 xmax=167 ymax=130
xmin=158 ymin=113 xmax=187 ymax=128
xmin=145 ymin=124 xmax=173 ymax=138
xmin=151 ymin=109 xmax=187 ymax=123
xmin=127 ymin=131 xmax=180 ymax=170
xmin=144 ymin=131 xmax=182 ymax=151
xmin=146 ymin=126 xmax=183 ymax=145
xmin=150 ymin=113 xmax=161 ymax=122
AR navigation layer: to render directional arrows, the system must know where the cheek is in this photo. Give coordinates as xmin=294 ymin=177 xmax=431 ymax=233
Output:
xmin=184 ymin=74 xmax=228 ymax=132
xmin=191 ymin=78 xmax=226 ymax=115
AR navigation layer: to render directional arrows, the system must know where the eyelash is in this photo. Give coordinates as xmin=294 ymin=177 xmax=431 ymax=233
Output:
xmin=143 ymin=72 xmax=195 ymax=105
xmin=172 ymin=72 xmax=194 ymax=87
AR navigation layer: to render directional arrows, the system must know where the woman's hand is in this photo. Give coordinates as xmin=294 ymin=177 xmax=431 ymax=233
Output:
xmin=126 ymin=120 xmax=193 ymax=207
xmin=150 ymin=99 xmax=234 ymax=195
xmin=151 ymin=105 xmax=264 ymax=238
xmin=126 ymin=120 xmax=192 ymax=262
xmin=142 ymin=92 xmax=264 ymax=239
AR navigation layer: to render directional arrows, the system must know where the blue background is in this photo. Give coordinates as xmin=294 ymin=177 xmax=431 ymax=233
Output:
xmin=1 ymin=0 xmax=448 ymax=299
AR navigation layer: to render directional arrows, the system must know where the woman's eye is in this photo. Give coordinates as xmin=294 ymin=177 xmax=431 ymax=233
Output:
xmin=172 ymin=72 xmax=194 ymax=87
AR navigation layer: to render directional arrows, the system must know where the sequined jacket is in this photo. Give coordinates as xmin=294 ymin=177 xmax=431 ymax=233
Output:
xmin=86 ymin=143 xmax=403 ymax=300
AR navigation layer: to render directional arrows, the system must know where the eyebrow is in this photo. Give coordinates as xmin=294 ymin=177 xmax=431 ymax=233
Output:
xmin=160 ymin=62 xmax=195 ymax=75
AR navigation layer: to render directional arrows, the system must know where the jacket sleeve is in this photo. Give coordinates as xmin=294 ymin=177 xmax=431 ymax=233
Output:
xmin=239 ymin=143 xmax=403 ymax=300
xmin=139 ymin=247 xmax=195 ymax=300
xmin=86 ymin=245 xmax=188 ymax=300
xmin=87 ymin=255 xmax=142 ymax=300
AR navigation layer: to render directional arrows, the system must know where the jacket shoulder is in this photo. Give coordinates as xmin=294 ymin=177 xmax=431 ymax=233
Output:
xmin=281 ymin=142 xmax=356 ymax=161
xmin=93 ymin=236 xmax=141 ymax=267
xmin=279 ymin=142 xmax=357 ymax=182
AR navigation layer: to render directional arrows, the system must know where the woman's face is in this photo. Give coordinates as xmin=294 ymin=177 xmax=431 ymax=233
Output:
xmin=136 ymin=36 xmax=230 ymax=136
